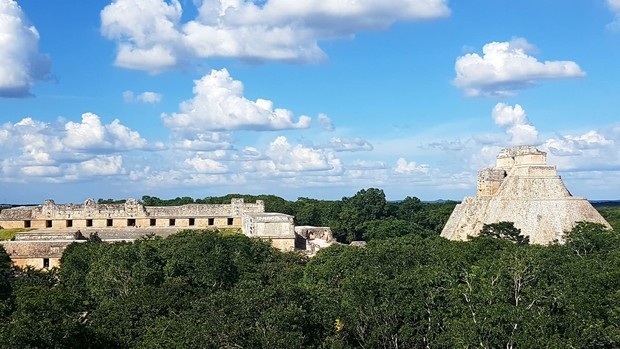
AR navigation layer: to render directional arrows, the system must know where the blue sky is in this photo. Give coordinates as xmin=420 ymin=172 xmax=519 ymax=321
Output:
xmin=1 ymin=0 xmax=620 ymax=204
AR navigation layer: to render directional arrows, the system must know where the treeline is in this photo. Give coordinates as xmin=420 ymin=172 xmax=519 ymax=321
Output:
xmin=1 ymin=222 xmax=619 ymax=348
xmin=131 ymin=189 xmax=457 ymax=242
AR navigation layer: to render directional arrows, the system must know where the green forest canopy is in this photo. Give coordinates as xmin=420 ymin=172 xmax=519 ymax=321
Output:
xmin=0 ymin=188 xmax=619 ymax=348
xmin=1 ymin=223 xmax=619 ymax=348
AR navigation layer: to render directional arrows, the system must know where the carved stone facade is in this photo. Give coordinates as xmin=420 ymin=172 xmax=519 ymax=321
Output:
xmin=441 ymin=146 xmax=611 ymax=244
xmin=0 ymin=198 xmax=324 ymax=268
xmin=0 ymin=198 xmax=264 ymax=230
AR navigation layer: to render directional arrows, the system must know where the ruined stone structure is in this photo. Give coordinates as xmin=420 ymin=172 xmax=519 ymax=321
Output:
xmin=0 ymin=198 xmax=333 ymax=268
xmin=294 ymin=226 xmax=334 ymax=256
xmin=441 ymin=146 xmax=611 ymax=244
xmin=1 ymin=231 xmax=84 ymax=269
xmin=243 ymin=212 xmax=296 ymax=251
xmin=0 ymin=198 xmax=262 ymax=230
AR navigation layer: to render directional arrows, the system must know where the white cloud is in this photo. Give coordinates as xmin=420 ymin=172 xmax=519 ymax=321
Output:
xmin=454 ymin=38 xmax=585 ymax=97
xmin=426 ymin=139 xmax=470 ymax=151
xmin=0 ymin=113 xmax=149 ymax=182
xmin=394 ymin=158 xmax=429 ymax=174
xmin=101 ymin=0 xmax=184 ymax=73
xmin=162 ymin=69 xmax=312 ymax=131
xmin=123 ymin=90 xmax=162 ymax=103
xmin=71 ymin=155 xmax=124 ymax=176
xmin=184 ymin=156 xmax=228 ymax=174
xmin=328 ymin=137 xmax=373 ymax=152
xmin=543 ymin=130 xmax=614 ymax=157
xmin=608 ymin=0 xmax=620 ymax=30
xmin=318 ymin=113 xmax=334 ymax=131
xmin=492 ymin=103 xmax=538 ymax=146
xmin=21 ymin=165 xmax=62 ymax=177
xmin=266 ymin=136 xmax=335 ymax=172
xmin=100 ymin=0 xmax=450 ymax=72
xmin=236 ymin=136 xmax=343 ymax=179
xmin=349 ymin=160 xmax=387 ymax=169
xmin=173 ymin=132 xmax=233 ymax=151
xmin=0 ymin=0 xmax=51 ymax=97
xmin=64 ymin=112 xmax=147 ymax=150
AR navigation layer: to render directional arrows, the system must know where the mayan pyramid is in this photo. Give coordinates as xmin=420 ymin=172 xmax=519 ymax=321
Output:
xmin=441 ymin=146 xmax=611 ymax=244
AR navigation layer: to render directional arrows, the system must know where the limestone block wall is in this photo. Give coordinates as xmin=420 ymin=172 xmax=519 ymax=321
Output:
xmin=243 ymin=213 xmax=295 ymax=238
xmin=477 ymin=168 xmax=506 ymax=196
xmin=0 ymin=240 xmax=76 ymax=269
xmin=496 ymin=146 xmax=546 ymax=168
xmin=268 ymin=237 xmax=296 ymax=251
xmin=0 ymin=198 xmax=260 ymax=229
xmin=11 ymin=257 xmax=61 ymax=269
xmin=494 ymin=176 xmax=571 ymax=199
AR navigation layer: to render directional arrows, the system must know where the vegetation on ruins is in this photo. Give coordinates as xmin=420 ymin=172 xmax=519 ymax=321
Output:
xmin=0 ymin=188 xmax=619 ymax=348
xmin=0 ymin=228 xmax=27 ymax=241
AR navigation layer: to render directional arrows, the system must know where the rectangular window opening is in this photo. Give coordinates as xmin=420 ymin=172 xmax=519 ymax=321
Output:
xmin=24 ymin=220 xmax=31 ymax=228
xmin=66 ymin=220 xmax=73 ymax=228
xmin=43 ymin=258 xmax=50 ymax=268
xmin=189 ymin=218 xmax=195 ymax=226
xmin=86 ymin=219 xmax=93 ymax=227
xmin=127 ymin=219 xmax=136 ymax=227
xmin=46 ymin=220 xmax=52 ymax=228
xmin=169 ymin=219 xmax=176 ymax=226
xmin=227 ymin=218 xmax=234 ymax=226
xmin=208 ymin=218 xmax=214 ymax=226
xmin=106 ymin=219 xmax=113 ymax=227
xmin=150 ymin=219 xmax=156 ymax=226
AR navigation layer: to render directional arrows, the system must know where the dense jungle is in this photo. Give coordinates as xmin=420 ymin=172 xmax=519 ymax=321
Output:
xmin=0 ymin=188 xmax=619 ymax=348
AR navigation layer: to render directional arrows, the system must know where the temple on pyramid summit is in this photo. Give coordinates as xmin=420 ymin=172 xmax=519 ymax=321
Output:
xmin=441 ymin=146 xmax=611 ymax=244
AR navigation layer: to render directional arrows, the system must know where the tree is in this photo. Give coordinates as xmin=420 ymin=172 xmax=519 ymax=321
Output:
xmin=563 ymin=221 xmax=618 ymax=256
xmin=0 ymin=246 xmax=12 ymax=300
xmin=335 ymin=188 xmax=388 ymax=242
xmin=479 ymin=222 xmax=530 ymax=244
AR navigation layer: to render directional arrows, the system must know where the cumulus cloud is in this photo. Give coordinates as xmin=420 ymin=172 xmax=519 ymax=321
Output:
xmin=394 ymin=158 xmax=430 ymax=174
xmin=492 ymin=103 xmax=539 ymax=145
xmin=544 ymin=130 xmax=614 ymax=156
xmin=71 ymin=155 xmax=124 ymax=176
xmin=454 ymin=38 xmax=585 ymax=97
xmin=0 ymin=0 xmax=51 ymax=97
xmin=184 ymin=155 xmax=228 ymax=173
xmin=0 ymin=113 xmax=148 ymax=182
xmin=237 ymin=136 xmax=343 ymax=178
xmin=266 ymin=136 xmax=336 ymax=172
xmin=64 ymin=113 xmax=147 ymax=150
xmin=162 ymin=69 xmax=312 ymax=131
xmin=100 ymin=0 xmax=450 ymax=72
xmin=328 ymin=137 xmax=373 ymax=152
xmin=123 ymin=90 xmax=162 ymax=103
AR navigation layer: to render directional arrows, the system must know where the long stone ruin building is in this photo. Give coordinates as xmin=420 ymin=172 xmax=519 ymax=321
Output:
xmin=441 ymin=146 xmax=611 ymax=244
xmin=0 ymin=198 xmax=333 ymax=268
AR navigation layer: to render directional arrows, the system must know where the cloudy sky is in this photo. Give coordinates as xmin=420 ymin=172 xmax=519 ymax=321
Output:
xmin=1 ymin=0 xmax=620 ymax=203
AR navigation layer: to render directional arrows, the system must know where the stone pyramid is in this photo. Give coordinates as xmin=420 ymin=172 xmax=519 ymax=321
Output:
xmin=441 ymin=146 xmax=611 ymax=244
